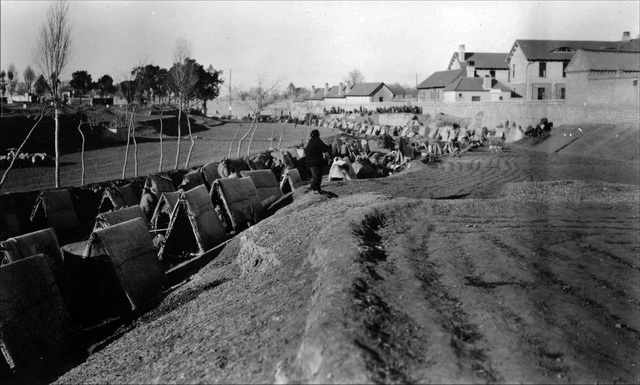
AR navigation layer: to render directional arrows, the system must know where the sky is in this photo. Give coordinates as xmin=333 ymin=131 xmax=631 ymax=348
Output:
xmin=1 ymin=1 xmax=639 ymax=94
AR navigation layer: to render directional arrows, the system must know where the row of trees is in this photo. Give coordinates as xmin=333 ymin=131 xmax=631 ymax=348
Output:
xmin=1 ymin=1 xmax=226 ymax=191
xmin=0 ymin=64 xmax=37 ymax=97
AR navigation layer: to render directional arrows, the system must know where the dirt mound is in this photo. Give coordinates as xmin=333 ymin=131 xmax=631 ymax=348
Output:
xmin=53 ymin=181 xmax=639 ymax=383
xmin=514 ymin=124 xmax=639 ymax=161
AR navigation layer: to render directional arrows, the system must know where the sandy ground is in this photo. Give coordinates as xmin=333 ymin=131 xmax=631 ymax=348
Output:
xmin=43 ymin=141 xmax=640 ymax=384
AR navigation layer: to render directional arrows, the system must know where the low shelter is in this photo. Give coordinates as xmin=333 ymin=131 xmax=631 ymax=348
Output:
xmin=159 ymin=185 xmax=227 ymax=260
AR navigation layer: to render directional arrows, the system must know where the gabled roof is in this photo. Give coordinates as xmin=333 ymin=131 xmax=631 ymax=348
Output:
xmin=443 ymin=78 xmax=511 ymax=92
xmin=346 ymin=82 xmax=393 ymax=97
xmin=506 ymin=39 xmax=640 ymax=62
xmin=566 ymin=49 xmax=640 ymax=73
xmin=450 ymin=52 xmax=510 ymax=69
xmin=304 ymin=87 xmax=325 ymax=101
xmin=417 ymin=69 xmax=465 ymax=89
xmin=324 ymin=84 xmax=348 ymax=98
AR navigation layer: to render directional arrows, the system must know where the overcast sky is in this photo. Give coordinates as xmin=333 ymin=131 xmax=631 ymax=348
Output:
xmin=1 ymin=1 xmax=639 ymax=92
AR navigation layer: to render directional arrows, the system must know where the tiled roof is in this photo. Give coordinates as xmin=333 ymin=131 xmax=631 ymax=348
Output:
xmin=568 ymin=49 xmax=640 ymax=72
xmin=304 ymin=87 xmax=325 ymax=100
xmin=507 ymin=39 xmax=640 ymax=62
xmin=417 ymin=69 xmax=465 ymax=89
xmin=346 ymin=82 xmax=391 ymax=97
xmin=456 ymin=52 xmax=510 ymax=69
xmin=324 ymin=84 xmax=348 ymax=98
xmin=443 ymin=77 xmax=511 ymax=92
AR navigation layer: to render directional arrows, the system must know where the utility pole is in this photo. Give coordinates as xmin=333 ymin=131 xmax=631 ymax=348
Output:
xmin=229 ymin=68 xmax=232 ymax=116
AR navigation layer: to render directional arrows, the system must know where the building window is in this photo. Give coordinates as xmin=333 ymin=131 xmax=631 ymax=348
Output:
xmin=379 ymin=97 xmax=383 ymax=102
xmin=537 ymin=87 xmax=546 ymax=100
xmin=560 ymin=87 xmax=565 ymax=99
xmin=539 ymin=62 xmax=547 ymax=78
xmin=512 ymin=64 xmax=516 ymax=78
xmin=634 ymin=80 xmax=638 ymax=86
xmin=471 ymin=96 xmax=481 ymax=102
xmin=562 ymin=62 xmax=568 ymax=78
xmin=458 ymin=93 xmax=463 ymax=98
xmin=490 ymin=70 xmax=496 ymax=78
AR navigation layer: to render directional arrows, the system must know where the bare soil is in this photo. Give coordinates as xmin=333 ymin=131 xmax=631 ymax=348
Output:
xmin=51 ymin=149 xmax=638 ymax=383
xmin=2 ymin=110 xmax=638 ymax=384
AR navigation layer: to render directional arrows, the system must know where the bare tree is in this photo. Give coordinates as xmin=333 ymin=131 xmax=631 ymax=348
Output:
xmin=234 ymin=76 xmax=280 ymax=157
xmin=23 ymin=65 xmax=36 ymax=94
xmin=168 ymin=37 xmax=198 ymax=170
xmin=344 ymin=69 xmax=364 ymax=88
xmin=118 ymin=64 xmax=147 ymax=179
xmin=32 ymin=0 xmax=72 ymax=188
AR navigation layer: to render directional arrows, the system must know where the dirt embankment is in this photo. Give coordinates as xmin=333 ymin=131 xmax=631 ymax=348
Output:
xmin=54 ymin=177 xmax=639 ymax=383
xmin=513 ymin=123 xmax=639 ymax=162
xmin=6 ymin=117 xmax=640 ymax=383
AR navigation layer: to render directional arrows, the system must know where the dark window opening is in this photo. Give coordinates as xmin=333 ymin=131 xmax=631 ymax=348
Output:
xmin=562 ymin=62 xmax=568 ymax=78
xmin=634 ymin=80 xmax=638 ymax=86
xmin=513 ymin=64 xmax=516 ymax=78
xmin=490 ymin=70 xmax=496 ymax=78
xmin=539 ymin=62 xmax=547 ymax=78
xmin=560 ymin=87 xmax=565 ymax=100
xmin=471 ymin=96 xmax=481 ymax=102
xmin=379 ymin=97 xmax=383 ymax=102
xmin=537 ymin=87 xmax=546 ymax=100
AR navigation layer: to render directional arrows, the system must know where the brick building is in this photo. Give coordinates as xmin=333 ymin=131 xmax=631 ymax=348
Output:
xmin=505 ymin=32 xmax=639 ymax=100
xmin=565 ymin=49 xmax=640 ymax=106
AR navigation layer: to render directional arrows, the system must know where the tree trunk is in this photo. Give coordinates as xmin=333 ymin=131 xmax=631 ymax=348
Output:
xmin=54 ymin=106 xmax=60 ymax=187
xmin=132 ymin=106 xmax=138 ymax=177
xmin=122 ymin=106 xmax=131 ymax=179
xmin=159 ymin=107 xmax=164 ymax=173
xmin=174 ymin=103 xmax=182 ymax=170
xmin=236 ymin=117 xmax=256 ymax=158
xmin=247 ymin=119 xmax=260 ymax=156
xmin=228 ymin=124 xmax=242 ymax=158
xmin=0 ymin=107 xmax=46 ymax=190
xmin=184 ymin=110 xmax=195 ymax=169
xmin=77 ymin=119 xmax=86 ymax=186
xmin=277 ymin=122 xmax=288 ymax=150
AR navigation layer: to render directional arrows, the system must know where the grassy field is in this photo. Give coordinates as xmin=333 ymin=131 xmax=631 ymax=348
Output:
xmin=0 ymin=116 xmax=338 ymax=194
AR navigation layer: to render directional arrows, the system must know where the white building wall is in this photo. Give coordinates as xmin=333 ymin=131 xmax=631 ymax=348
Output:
xmin=444 ymin=90 xmax=511 ymax=102
xmin=508 ymin=45 xmax=568 ymax=100
xmin=345 ymin=96 xmax=373 ymax=104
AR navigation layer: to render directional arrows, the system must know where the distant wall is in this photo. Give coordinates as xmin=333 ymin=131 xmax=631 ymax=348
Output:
xmin=415 ymin=100 xmax=639 ymax=128
xmin=207 ymin=98 xmax=639 ymax=128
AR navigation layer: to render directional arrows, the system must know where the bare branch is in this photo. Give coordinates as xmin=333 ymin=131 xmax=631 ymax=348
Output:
xmin=32 ymin=0 xmax=72 ymax=98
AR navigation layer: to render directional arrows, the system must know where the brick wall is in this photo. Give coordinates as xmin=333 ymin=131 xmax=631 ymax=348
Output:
xmin=207 ymin=98 xmax=638 ymax=127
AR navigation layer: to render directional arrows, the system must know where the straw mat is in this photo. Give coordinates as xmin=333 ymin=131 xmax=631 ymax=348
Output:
xmin=92 ymin=218 xmax=164 ymax=310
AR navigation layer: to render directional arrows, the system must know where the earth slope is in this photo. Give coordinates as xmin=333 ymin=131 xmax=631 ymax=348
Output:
xmin=54 ymin=144 xmax=640 ymax=384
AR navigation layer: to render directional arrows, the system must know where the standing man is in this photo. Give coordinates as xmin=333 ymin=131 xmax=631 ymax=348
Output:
xmin=305 ymin=129 xmax=330 ymax=193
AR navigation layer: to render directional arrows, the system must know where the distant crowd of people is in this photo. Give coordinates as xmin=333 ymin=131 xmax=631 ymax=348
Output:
xmin=321 ymin=104 xmax=423 ymax=117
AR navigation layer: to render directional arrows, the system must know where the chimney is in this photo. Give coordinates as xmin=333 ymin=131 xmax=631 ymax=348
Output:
xmin=339 ymin=82 xmax=343 ymax=96
xmin=622 ymin=31 xmax=631 ymax=42
xmin=346 ymin=83 xmax=351 ymax=94
xmin=458 ymin=44 xmax=466 ymax=63
xmin=311 ymin=85 xmax=316 ymax=97
xmin=483 ymin=75 xmax=492 ymax=90
xmin=467 ymin=60 xmax=476 ymax=78
xmin=324 ymin=83 xmax=329 ymax=96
